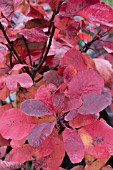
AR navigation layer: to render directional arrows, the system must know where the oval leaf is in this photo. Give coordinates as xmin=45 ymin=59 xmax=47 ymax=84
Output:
xmin=0 ymin=108 xmax=37 ymax=140
xmin=77 ymin=3 xmax=113 ymax=27
xmin=63 ymin=128 xmax=84 ymax=163
xmin=19 ymin=28 xmax=48 ymax=42
xmin=0 ymin=160 xmax=24 ymax=170
xmin=6 ymin=73 xmax=33 ymax=90
xmin=28 ymin=122 xmax=55 ymax=147
xmin=68 ymin=70 xmax=104 ymax=99
xmin=78 ymin=93 xmax=112 ymax=115
xmin=21 ymin=99 xmax=51 ymax=117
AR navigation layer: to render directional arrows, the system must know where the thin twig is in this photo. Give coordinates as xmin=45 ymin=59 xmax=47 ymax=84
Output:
xmin=35 ymin=64 xmax=59 ymax=83
xmin=32 ymin=0 xmax=64 ymax=76
xmin=33 ymin=26 xmax=56 ymax=72
xmin=80 ymin=36 xmax=99 ymax=52
xmin=0 ymin=22 xmax=34 ymax=80
xmin=23 ymin=36 xmax=32 ymax=66
xmin=0 ymin=22 xmax=24 ymax=64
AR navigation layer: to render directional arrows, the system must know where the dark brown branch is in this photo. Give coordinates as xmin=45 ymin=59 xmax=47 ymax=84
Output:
xmin=80 ymin=36 xmax=99 ymax=53
xmin=80 ymin=30 xmax=109 ymax=53
xmin=0 ymin=22 xmax=34 ymax=80
xmin=22 ymin=36 xmax=32 ymax=66
xmin=32 ymin=0 xmax=64 ymax=76
xmin=0 ymin=22 xmax=24 ymax=64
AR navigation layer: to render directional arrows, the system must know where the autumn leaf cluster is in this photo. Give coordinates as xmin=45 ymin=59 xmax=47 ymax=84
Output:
xmin=0 ymin=0 xmax=113 ymax=169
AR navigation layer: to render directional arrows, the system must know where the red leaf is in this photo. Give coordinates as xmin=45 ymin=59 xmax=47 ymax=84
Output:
xmin=0 ymin=0 xmax=23 ymax=20
xmin=19 ymin=28 xmax=48 ymax=42
xmin=68 ymin=70 xmax=104 ymax=99
xmin=43 ymin=70 xmax=63 ymax=87
xmin=34 ymin=137 xmax=65 ymax=170
xmin=54 ymin=16 xmax=68 ymax=30
xmin=11 ymin=64 xmax=30 ymax=71
xmin=48 ymin=0 xmax=60 ymax=10
xmin=28 ymin=122 xmax=56 ymax=147
xmin=0 ymin=134 xmax=10 ymax=146
xmin=0 ymin=108 xmax=37 ymax=140
xmin=35 ymin=86 xmax=54 ymax=112
xmin=94 ymin=58 xmax=113 ymax=85
xmin=8 ymin=141 xmax=53 ymax=163
xmin=63 ymin=128 xmax=84 ymax=163
xmin=8 ymin=144 xmax=34 ymax=163
xmin=6 ymin=73 xmax=33 ymax=90
xmin=63 ymin=65 xmax=77 ymax=84
xmin=0 ymin=50 xmax=7 ymax=64
xmin=64 ymin=98 xmax=82 ymax=112
xmin=0 ymin=160 xmax=24 ymax=170
xmin=21 ymin=99 xmax=51 ymax=117
xmin=0 ymin=146 xmax=7 ymax=159
xmin=0 ymin=104 xmax=12 ymax=116
xmin=65 ymin=109 xmax=78 ymax=121
xmin=60 ymin=0 xmax=99 ymax=17
xmin=77 ymin=3 xmax=113 ymax=27
xmin=45 ymin=137 xmax=65 ymax=169
xmin=25 ymin=18 xmax=49 ymax=29
xmin=10 ymin=137 xmax=26 ymax=149
xmin=70 ymin=113 xmax=98 ymax=129
xmin=52 ymin=89 xmax=65 ymax=111
xmin=78 ymin=32 xmax=92 ymax=41
xmin=27 ymin=4 xmax=45 ymax=19
xmin=78 ymin=93 xmax=112 ymax=115
xmin=38 ymin=136 xmax=54 ymax=157
xmin=58 ymin=48 xmax=87 ymax=76
xmin=79 ymin=119 xmax=113 ymax=158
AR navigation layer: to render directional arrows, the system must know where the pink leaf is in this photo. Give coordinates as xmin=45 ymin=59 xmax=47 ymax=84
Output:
xmin=28 ymin=122 xmax=55 ymax=147
xmin=60 ymin=0 xmax=99 ymax=17
xmin=6 ymin=73 xmax=33 ymax=90
xmin=0 ymin=134 xmax=10 ymax=146
xmin=68 ymin=70 xmax=104 ymax=99
xmin=79 ymin=119 xmax=113 ymax=158
xmin=19 ymin=28 xmax=48 ymax=42
xmin=63 ymin=65 xmax=77 ymax=84
xmin=21 ymin=99 xmax=51 ymax=117
xmin=12 ymin=64 xmax=30 ymax=71
xmin=65 ymin=109 xmax=78 ymax=121
xmin=70 ymin=113 xmax=98 ymax=129
xmin=0 ymin=0 xmax=23 ymax=20
xmin=33 ymin=137 xmax=65 ymax=169
xmin=58 ymin=48 xmax=87 ymax=76
xmin=0 ymin=108 xmax=37 ymax=140
xmin=43 ymin=70 xmax=63 ymax=87
xmin=52 ymin=89 xmax=65 ymax=111
xmin=8 ymin=144 xmax=34 ymax=163
xmin=94 ymin=58 xmax=113 ymax=85
xmin=78 ymin=93 xmax=112 ymax=115
xmin=63 ymin=128 xmax=84 ymax=163
xmin=35 ymin=86 xmax=53 ymax=103
xmin=0 ymin=160 xmax=24 ymax=170
xmin=45 ymin=137 xmax=65 ymax=169
xmin=77 ymin=3 xmax=113 ymax=27
xmin=48 ymin=0 xmax=60 ymax=10
xmin=0 ymin=146 xmax=7 ymax=159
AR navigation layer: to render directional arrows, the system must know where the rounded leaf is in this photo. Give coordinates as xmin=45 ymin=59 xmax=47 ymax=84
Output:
xmin=63 ymin=128 xmax=84 ymax=163
xmin=28 ymin=122 xmax=56 ymax=147
xmin=21 ymin=99 xmax=51 ymax=117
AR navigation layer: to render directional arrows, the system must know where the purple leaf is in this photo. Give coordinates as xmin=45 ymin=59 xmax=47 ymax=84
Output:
xmin=21 ymin=99 xmax=51 ymax=117
xmin=78 ymin=93 xmax=112 ymax=115
xmin=28 ymin=122 xmax=56 ymax=147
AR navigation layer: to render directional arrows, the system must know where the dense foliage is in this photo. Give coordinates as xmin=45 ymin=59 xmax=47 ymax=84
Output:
xmin=0 ymin=0 xmax=113 ymax=169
